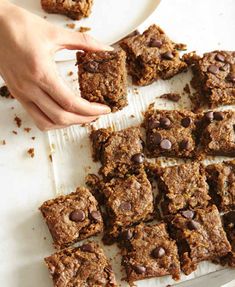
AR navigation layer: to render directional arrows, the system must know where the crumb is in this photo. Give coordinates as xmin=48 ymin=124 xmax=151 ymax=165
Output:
xmin=14 ymin=116 xmax=22 ymax=128
xmin=160 ymin=93 xmax=181 ymax=102
xmin=49 ymin=154 xmax=53 ymax=162
xmin=68 ymin=71 xmax=73 ymax=76
xmin=31 ymin=137 xmax=35 ymax=140
xmin=80 ymin=144 xmax=83 ymax=148
xmin=50 ymin=143 xmax=56 ymax=153
xmin=43 ymin=15 xmax=47 ymax=19
xmin=0 ymin=85 xmax=11 ymax=98
xmin=183 ymin=83 xmax=191 ymax=94
xmin=24 ymin=127 xmax=31 ymax=133
xmin=175 ymin=43 xmax=187 ymax=51
xmin=27 ymin=148 xmax=35 ymax=158
xmin=130 ymin=115 xmax=135 ymax=118
xmin=133 ymin=88 xmax=139 ymax=95
xmin=1 ymin=140 xmax=6 ymax=145
xmin=66 ymin=23 xmax=75 ymax=29
xmin=78 ymin=26 xmax=91 ymax=33
xmin=44 ymin=237 xmax=47 ymax=240
xmin=32 ymin=227 xmax=35 ymax=231
xmin=12 ymin=130 xmax=18 ymax=135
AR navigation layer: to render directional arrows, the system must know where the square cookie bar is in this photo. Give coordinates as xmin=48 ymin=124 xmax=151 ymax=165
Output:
xmin=206 ymin=160 xmax=235 ymax=211
xmin=184 ymin=51 xmax=235 ymax=109
xmin=90 ymin=127 xmax=144 ymax=178
xmin=39 ymin=187 xmax=103 ymax=249
xmin=144 ymin=107 xmax=198 ymax=158
xmin=77 ymin=50 xmax=127 ymax=112
xmin=167 ymin=205 xmax=231 ymax=275
xmin=157 ymin=162 xmax=210 ymax=216
xmin=120 ymin=223 xmax=180 ymax=283
xmin=45 ymin=242 xmax=117 ymax=287
xmin=100 ymin=170 xmax=154 ymax=243
xmin=41 ymin=0 xmax=93 ymax=20
xmin=199 ymin=110 xmax=235 ymax=156
xmin=120 ymin=24 xmax=187 ymax=86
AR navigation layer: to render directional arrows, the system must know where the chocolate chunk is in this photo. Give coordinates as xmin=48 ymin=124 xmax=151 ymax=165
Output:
xmin=152 ymin=246 xmax=166 ymax=258
xmin=181 ymin=210 xmax=194 ymax=219
xmin=120 ymin=201 xmax=132 ymax=212
xmin=226 ymin=74 xmax=235 ymax=83
xmin=80 ymin=244 xmax=93 ymax=252
xmin=208 ymin=65 xmax=219 ymax=74
xmin=213 ymin=111 xmax=224 ymax=121
xmin=134 ymin=265 xmax=146 ymax=274
xmin=152 ymin=132 xmax=162 ymax=145
xmin=160 ymin=139 xmax=172 ymax=150
xmin=162 ymin=51 xmax=174 ymax=60
xmin=160 ymin=117 xmax=171 ymax=129
xmin=69 ymin=210 xmax=85 ymax=222
xmin=90 ymin=211 xmax=102 ymax=221
xmin=205 ymin=111 xmax=214 ymax=122
xmin=149 ymin=119 xmax=160 ymax=129
xmin=83 ymin=61 xmax=99 ymax=73
xmin=215 ymin=53 xmax=225 ymax=62
xmin=149 ymin=38 xmax=163 ymax=48
xmin=179 ymin=139 xmax=190 ymax=150
xmin=181 ymin=117 xmax=192 ymax=128
xmin=188 ymin=220 xmax=199 ymax=230
xmin=122 ymin=229 xmax=133 ymax=241
xmin=132 ymin=153 xmax=145 ymax=164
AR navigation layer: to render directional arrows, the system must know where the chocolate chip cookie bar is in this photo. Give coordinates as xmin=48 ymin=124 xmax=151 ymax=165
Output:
xmin=184 ymin=51 xmax=235 ymax=109
xmin=39 ymin=187 xmax=103 ymax=249
xmin=120 ymin=24 xmax=187 ymax=86
xmin=77 ymin=50 xmax=127 ymax=112
xmin=144 ymin=107 xmax=198 ymax=158
xmin=167 ymin=205 xmax=231 ymax=275
xmin=157 ymin=162 xmax=210 ymax=216
xmin=120 ymin=223 xmax=180 ymax=283
xmin=206 ymin=160 xmax=235 ymax=211
xmin=90 ymin=127 xmax=144 ymax=178
xmin=45 ymin=241 xmax=117 ymax=287
xmin=41 ymin=0 xmax=93 ymax=20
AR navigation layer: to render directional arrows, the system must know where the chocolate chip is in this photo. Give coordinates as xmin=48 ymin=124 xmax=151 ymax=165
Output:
xmin=149 ymin=38 xmax=163 ymax=48
xmin=152 ymin=246 xmax=166 ymax=258
xmin=162 ymin=51 xmax=174 ymax=60
xmin=131 ymin=153 xmax=145 ymax=164
xmin=134 ymin=265 xmax=146 ymax=274
xmin=69 ymin=210 xmax=85 ymax=222
xmin=181 ymin=210 xmax=195 ymax=219
xmin=122 ymin=229 xmax=133 ymax=240
xmin=90 ymin=211 xmax=102 ymax=221
xmin=181 ymin=117 xmax=192 ymax=128
xmin=160 ymin=117 xmax=171 ymax=129
xmin=188 ymin=220 xmax=199 ymax=230
xmin=80 ymin=244 xmax=93 ymax=252
xmin=179 ymin=139 xmax=190 ymax=150
xmin=208 ymin=64 xmax=219 ymax=74
xmin=149 ymin=119 xmax=160 ymax=129
xmin=213 ymin=111 xmax=224 ymax=121
xmin=83 ymin=61 xmax=99 ymax=73
xmin=120 ymin=201 xmax=132 ymax=212
xmin=226 ymin=74 xmax=235 ymax=83
xmin=205 ymin=111 xmax=214 ymax=122
xmin=151 ymin=132 xmax=162 ymax=145
xmin=215 ymin=53 xmax=225 ymax=62
xmin=160 ymin=139 xmax=172 ymax=150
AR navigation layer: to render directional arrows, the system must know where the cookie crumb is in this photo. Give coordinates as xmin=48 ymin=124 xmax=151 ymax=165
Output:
xmin=27 ymin=148 xmax=35 ymax=158
xmin=68 ymin=71 xmax=73 ymax=76
xmin=160 ymin=93 xmax=181 ymax=102
xmin=24 ymin=127 xmax=31 ymax=133
xmin=31 ymin=136 xmax=35 ymax=140
xmin=66 ymin=23 xmax=75 ymax=29
xmin=183 ymin=83 xmax=191 ymax=94
xmin=0 ymin=85 xmax=11 ymax=98
xmin=12 ymin=130 xmax=18 ymax=135
xmin=78 ymin=26 xmax=91 ymax=33
xmin=43 ymin=15 xmax=47 ymax=19
xmin=1 ymin=140 xmax=6 ymax=145
xmin=175 ymin=43 xmax=187 ymax=51
xmin=49 ymin=154 xmax=53 ymax=162
xmin=14 ymin=116 xmax=22 ymax=128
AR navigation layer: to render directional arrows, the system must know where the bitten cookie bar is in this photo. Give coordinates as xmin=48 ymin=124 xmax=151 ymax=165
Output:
xmin=120 ymin=24 xmax=187 ymax=86
xmin=39 ymin=187 xmax=103 ymax=249
xmin=206 ymin=160 xmax=235 ymax=211
xmin=90 ymin=127 xmax=144 ymax=178
xmin=144 ymin=107 xmax=198 ymax=158
xmin=45 ymin=242 xmax=117 ymax=287
xmin=120 ymin=223 xmax=180 ymax=283
xmin=167 ymin=205 xmax=231 ymax=275
xmin=77 ymin=50 xmax=127 ymax=112
xmin=184 ymin=51 xmax=235 ymax=109
xmin=41 ymin=0 xmax=93 ymax=20
xmin=157 ymin=162 xmax=210 ymax=216
xmin=199 ymin=110 xmax=235 ymax=156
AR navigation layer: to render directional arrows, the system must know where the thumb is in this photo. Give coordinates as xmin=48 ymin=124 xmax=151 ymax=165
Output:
xmin=54 ymin=28 xmax=113 ymax=52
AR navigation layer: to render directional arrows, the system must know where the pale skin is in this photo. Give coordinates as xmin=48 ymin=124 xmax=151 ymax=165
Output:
xmin=0 ymin=0 xmax=112 ymax=131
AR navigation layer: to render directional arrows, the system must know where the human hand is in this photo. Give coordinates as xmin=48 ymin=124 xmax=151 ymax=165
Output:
xmin=0 ymin=1 xmax=112 ymax=130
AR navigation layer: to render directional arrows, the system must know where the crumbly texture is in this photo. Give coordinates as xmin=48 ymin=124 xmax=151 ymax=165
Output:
xmin=119 ymin=24 xmax=187 ymax=86
xmin=120 ymin=223 xmax=180 ymax=283
xmin=167 ymin=205 xmax=231 ymax=275
xmin=157 ymin=162 xmax=210 ymax=216
xmin=41 ymin=0 xmax=93 ymax=20
xmin=144 ymin=107 xmax=198 ymax=158
xmin=100 ymin=170 xmax=154 ymax=243
xmin=45 ymin=242 xmax=117 ymax=287
xmin=77 ymin=50 xmax=127 ymax=112
xmin=39 ymin=187 xmax=103 ymax=249
xmin=90 ymin=127 xmax=144 ymax=178
xmin=206 ymin=160 xmax=235 ymax=211
xmin=198 ymin=110 xmax=235 ymax=156
xmin=184 ymin=51 xmax=235 ymax=109
xmin=0 ymin=85 xmax=11 ymax=98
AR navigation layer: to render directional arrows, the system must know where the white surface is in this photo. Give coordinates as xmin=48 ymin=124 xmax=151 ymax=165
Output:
xmin=0 ymin=0 xmax=235 ymax=287
xmin=11 ymin=0 xmax=161 ymax=61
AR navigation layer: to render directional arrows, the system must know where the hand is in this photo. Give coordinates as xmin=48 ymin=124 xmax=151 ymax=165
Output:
xmin=0 ymin=1 xmax=112 ymax=130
